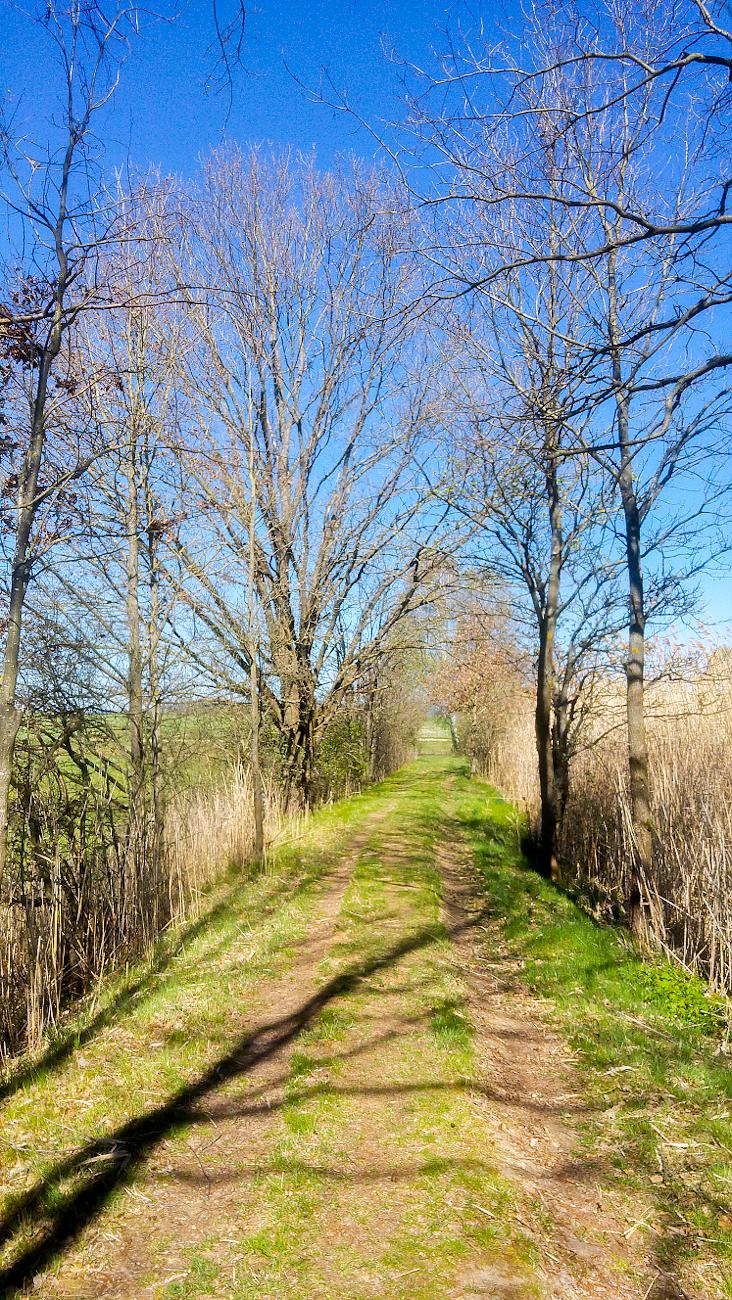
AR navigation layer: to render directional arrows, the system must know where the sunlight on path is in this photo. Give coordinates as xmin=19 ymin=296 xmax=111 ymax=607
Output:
xmin=0 ymin=729 xmax=662 ymax=1297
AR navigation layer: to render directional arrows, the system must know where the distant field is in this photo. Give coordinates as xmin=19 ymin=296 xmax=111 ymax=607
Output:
xmin=417 ymin=717 xmax=453 ymax=755
xmin=17 ymin=701 xmax=252 ymax=802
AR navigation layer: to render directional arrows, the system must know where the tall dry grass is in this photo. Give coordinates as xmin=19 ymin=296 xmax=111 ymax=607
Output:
xmin=475 ymin=698 xmax=538 ymax=817
xmin=562 ymin=679 xmax=732 ymax=991
xmin=166 ymin=763 xmax=298 ymax=910
xmin=473 ymin=666 xmax=732 ymax=993
xmin=0 ymin=764 xmax=297 ymax=1058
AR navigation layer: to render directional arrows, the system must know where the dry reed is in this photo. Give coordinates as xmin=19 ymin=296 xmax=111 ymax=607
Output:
xmin=0 ymin=763 xmax=298 ymax=1058
xmin=477 ymin=668 xmax=732 ymax=992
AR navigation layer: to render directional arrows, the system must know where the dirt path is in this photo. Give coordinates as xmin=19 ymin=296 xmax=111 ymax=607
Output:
xmin=26 ymin=803 xmax=397 ymax=1299
xmin=0 ymin=751 xmax=681 ymax=1297
xmin=437 ymin=823 xmax=651 ymax=1299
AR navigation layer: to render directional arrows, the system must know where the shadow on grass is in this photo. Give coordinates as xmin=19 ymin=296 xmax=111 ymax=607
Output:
xmin=0 ymin=912 xmax=483 ymax=1295
xmin=2 ymin=855 xmax=598 ymax=1293
xmin=2 ymin=755 xmax=723 ymax=1298
xmin=0 ymin=864 xmax=314 ymax=1109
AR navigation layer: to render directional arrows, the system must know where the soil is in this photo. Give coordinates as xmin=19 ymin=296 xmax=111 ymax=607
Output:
xmin=6 ymin=784 xmax=687 ymax=1299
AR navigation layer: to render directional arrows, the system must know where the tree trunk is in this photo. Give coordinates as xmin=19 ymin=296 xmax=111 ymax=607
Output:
xmin=249 ymin=651 xmax=265 ymax=865
xmin=535 ymin=618 xmax=558 ymax=879
xmin=620 ymin=483 xmax=653 ymax=939
xmin=297 ymin=710 xmax=317 ymax=811
xmin=552 ymin=690 xmax=570 ymax=831
xmin=125 ymin=440 xmax=145 ymax=802
xmin=0 ymin=425 xmax=48 ymax=881
xmin=146 ymin=494 xmax=167 ymax=920
xmin=365 ymin=678 xmax=376 ymax=779
xmin=0 ymin=138 xmax=72 ymax=881
xmin=607 ymin=250 xmax=653 ymax=940
xmin=534 ymin=416 xmax=563 ymax=880
xmin=122 ymin=382 xmax=148 ymax=948
xmin=246 ymin=414 xmax=265 ymax=866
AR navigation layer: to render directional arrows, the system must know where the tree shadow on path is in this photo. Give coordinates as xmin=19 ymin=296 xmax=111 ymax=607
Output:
xmin=0 ymin=914 xmax=485 ymax=1296
xmin=0 ymin=869 xmax=304 ymax=1110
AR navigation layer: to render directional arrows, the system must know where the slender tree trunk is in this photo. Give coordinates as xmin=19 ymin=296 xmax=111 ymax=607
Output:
xmin=535 ymin=617 xmax=558 ymax=878
xmin=122 ymin=361 xmax=148 ymax=947
xmin=0 ymin=342 xmax=61 ymax=881
xmin=365 ymin=676 xmax=376 ymax=779
xmin=607 ymin=253 xmax=653 ymax=939
xmin=0 ymin=516 xmax=30 ymax=875
xmin=552 ymin=690 xmax=570 ymax=830
xmin=0 ymin=123 xmax=74 ymax=882
xmin=249 ymin=651 xmax=265 ymax=864
xmin=534 ymin=420 xmax=563 ymax=879
xmin=619 ymin=477 xmax=653 ymax=937
xmin=148 ymin=581 xmax=163 ymax=855
xmin=146 ymin=496 xmax=167 ymax=914
xmin=125 ymin=436 xmax=145 ymax=803
xmin=245 ymin=403 xmax=265 ymax=866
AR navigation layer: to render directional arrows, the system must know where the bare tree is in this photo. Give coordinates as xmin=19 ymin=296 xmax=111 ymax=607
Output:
xmin=494 ymin=0 xmax=732 ymax=263
xmin=0 ymin=3 xmax=151 ymax=880
xmin=15 ymin=192 xmax=189 ymax=959
xmin=170 ymin=150 xmax=445 ymax=806
xmin=437 ymin=287 xmax=622 ymax=874
xmin=70 ymin=191 xmax=186 ymax=913
xmin=394 ymin=0 xmax=730 ymax=929
xmin=541 ymin=17 xmax=731 ymax=929
xmin=404 ymin=77 xmax=622 ymax=877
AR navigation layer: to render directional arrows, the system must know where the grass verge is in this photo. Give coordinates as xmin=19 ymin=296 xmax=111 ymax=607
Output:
xmin=454 ymin=768 xmax=732 ymax=1298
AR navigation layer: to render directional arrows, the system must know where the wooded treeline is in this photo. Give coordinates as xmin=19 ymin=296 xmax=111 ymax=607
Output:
xmin=0 ymin=0 xmax=730 ymax=1050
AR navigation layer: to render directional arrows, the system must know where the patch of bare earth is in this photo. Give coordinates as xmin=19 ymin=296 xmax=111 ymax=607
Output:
xmin=36 ymin=805 xmax=395 ymax=1299
xmin=437 ymin=822 xmax=689 ymax=1300
xmin=27 ymin=789 xmax=699 ymax=1300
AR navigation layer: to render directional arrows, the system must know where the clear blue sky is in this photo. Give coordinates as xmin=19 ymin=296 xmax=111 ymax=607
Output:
xmin=0 ymin=0 xmax=465 ymax=177
xmin=1 ymin=0 xmax=729 ymax=640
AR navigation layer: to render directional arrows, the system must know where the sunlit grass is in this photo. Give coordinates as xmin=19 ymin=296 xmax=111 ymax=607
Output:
xmin=454 ymin=770 xmax=732 ymax=1293
xmin=3 ymin=730 xmax=732 ymax=1297
xmin=217 ymin=744 xmax=538 ymax=1298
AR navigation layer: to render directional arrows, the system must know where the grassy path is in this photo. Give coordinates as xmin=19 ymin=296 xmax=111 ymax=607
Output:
xmin=1 ymin=725 xmax=731 ymax=1297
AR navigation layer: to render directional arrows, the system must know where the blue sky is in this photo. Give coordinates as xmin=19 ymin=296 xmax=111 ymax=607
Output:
xmin=1 ymin=0 xmax=729 ymax=640
xmin=0 ymin=0 xmax=461 ymax=177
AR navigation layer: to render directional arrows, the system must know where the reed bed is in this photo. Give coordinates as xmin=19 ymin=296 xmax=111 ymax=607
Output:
xmin=0 ymin=764 xmax=297 ymax=1058
xmin=563 ymin=684 xmax=732 ymax=992
xmin=474 ymin=671 xmax=732 ymax=992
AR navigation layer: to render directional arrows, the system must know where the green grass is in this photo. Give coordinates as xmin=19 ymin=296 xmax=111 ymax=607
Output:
xmin=453 ymin=769 xmax=732 ymax=1294
xmin=202 ymin=748 xmax=539 ymax=1298
xmin=3 ymin=729 xmax=732 ymax=1297
xmin=0 ymin=777 xmax=409 ymax=1293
